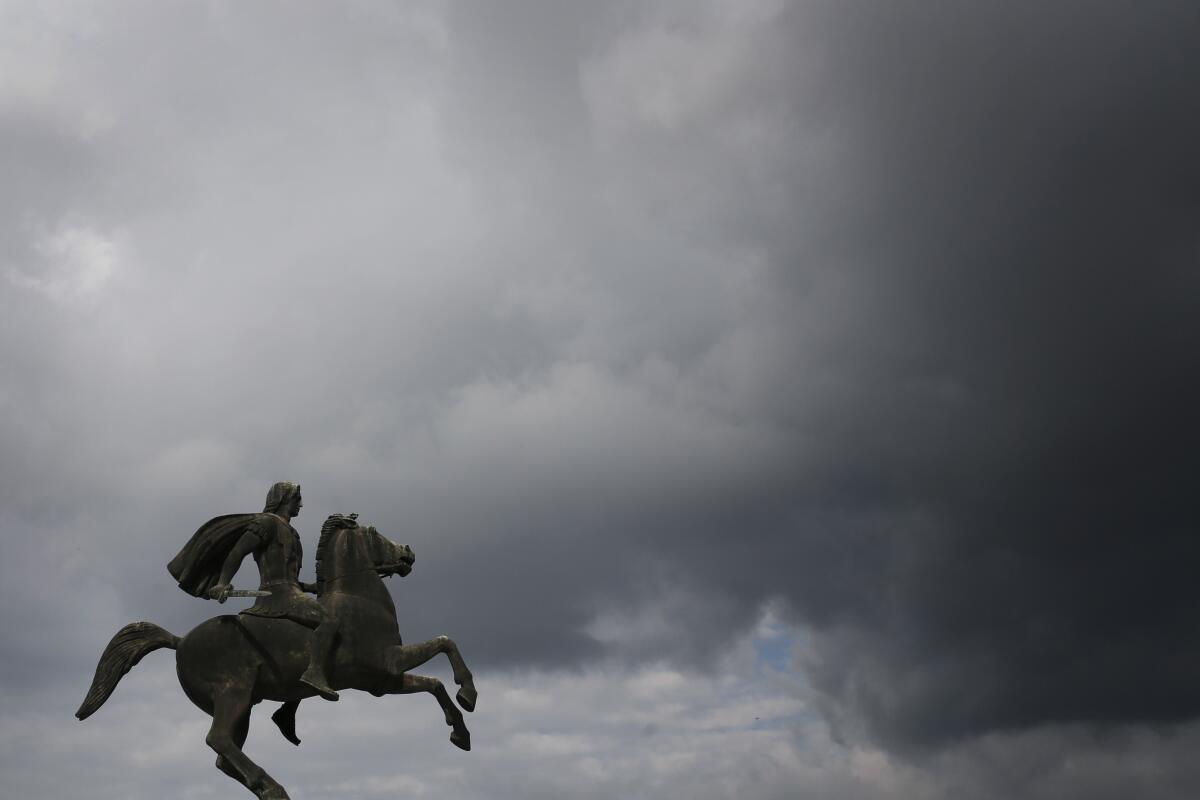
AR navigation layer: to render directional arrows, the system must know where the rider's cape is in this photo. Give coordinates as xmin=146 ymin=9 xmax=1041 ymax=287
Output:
xmin=167 ymin=513 xmax=261 ymax=598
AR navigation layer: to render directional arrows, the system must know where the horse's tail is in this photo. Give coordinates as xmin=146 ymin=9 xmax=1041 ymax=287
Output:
xmin=75 ymin=621 xmax=180 ymax=720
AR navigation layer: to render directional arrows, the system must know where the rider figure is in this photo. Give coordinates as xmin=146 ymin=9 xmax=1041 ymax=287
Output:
xmin=205 ymin=481 xmax=341 ymax=701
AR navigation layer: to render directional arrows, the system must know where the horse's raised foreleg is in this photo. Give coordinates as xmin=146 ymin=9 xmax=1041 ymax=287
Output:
xmin=207 ymin=689 xmax=289 ymax=800
xmin=386 ymin=636 xmax=477 ymax=712
xmin=389 ymin=672 xmax=471 ymax=751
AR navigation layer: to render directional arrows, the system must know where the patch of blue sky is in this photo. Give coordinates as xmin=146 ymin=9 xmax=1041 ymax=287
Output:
xmin=751 ymin=602 xmax=803 ymax=675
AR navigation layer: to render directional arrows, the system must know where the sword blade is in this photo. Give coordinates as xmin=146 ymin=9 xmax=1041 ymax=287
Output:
xmin=225 ymin=589 xmax=272 ymax=598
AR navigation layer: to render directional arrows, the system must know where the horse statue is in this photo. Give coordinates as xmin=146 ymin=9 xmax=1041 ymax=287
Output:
xmin=76 ymin=513 xmax=477 ymax=800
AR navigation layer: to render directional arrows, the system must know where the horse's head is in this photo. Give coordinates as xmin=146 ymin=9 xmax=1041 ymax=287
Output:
xmin=315 ymin=513 xmax=414 ymax=585
xmin=367 ymin=523 xmax=415 ymax=578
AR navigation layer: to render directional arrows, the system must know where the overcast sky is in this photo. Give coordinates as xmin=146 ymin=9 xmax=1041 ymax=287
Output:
xmin=2 ymin=1 xmax=1199 ymax=798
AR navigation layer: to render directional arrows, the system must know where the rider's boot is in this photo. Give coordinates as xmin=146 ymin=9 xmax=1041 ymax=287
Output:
xmin=271 ymin=700 xmax=301 ymax=745
xmin=300 ymin=619 xmax=339 ymax=701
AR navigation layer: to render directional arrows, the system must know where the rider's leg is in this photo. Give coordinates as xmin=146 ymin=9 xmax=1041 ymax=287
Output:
xmin=270 ymin=700 xmax=301 ymax=745
xmin=299 ymin=612 xmax=340 ymax=701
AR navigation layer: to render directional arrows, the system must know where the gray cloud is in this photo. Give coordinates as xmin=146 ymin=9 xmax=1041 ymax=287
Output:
xmin=3 ymin=1 xmax=1199 ymax=796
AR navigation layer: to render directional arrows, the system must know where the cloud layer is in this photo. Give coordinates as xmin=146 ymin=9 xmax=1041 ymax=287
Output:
xmin=2 ymin=1 xmax=1199 ymax=797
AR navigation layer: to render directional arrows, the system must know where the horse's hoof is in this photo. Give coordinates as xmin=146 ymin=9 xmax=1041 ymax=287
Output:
xmin=456 ymin=685 xmax=477 ymax=713
xmin=450 ymin=728 xmax=471 ymax=752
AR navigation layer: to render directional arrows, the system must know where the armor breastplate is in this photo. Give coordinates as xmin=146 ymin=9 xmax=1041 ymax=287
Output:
xmin=252 ymin=519 xmax=302 ymax=588
xmin=242 ymin=515 xmax=326 ymax=623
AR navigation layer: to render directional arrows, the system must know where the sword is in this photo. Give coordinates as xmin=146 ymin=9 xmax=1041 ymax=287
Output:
xmin=214 ymin=588 xmax=273 ymax=603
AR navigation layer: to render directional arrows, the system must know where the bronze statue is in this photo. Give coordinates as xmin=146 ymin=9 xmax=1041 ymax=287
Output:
xmin=76 ymin=484 xmax=477 ymax=800
xmin=169 ymin=482 xmax=341 ymax=700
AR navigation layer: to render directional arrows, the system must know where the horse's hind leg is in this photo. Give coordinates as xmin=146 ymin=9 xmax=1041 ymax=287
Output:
xmin=389 ymin=672 xmax=471 ymax=752
xmin=207 ymin=690 xmax=289 ymax=800
xmin=387 ymin=636 xmax=477 ymax=712
xmin=215 ymin=710 xmax=251 ymax=789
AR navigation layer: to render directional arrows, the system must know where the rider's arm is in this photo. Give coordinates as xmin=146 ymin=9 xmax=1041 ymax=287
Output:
xmin=208 ymin=530 xmax=261 ymax=601
xmin=217 ymin=531 xmax=260 ymax=586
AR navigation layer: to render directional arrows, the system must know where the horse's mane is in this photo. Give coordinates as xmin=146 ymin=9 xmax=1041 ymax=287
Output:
xmin=315 ymin=513 xmax=359 ymax=585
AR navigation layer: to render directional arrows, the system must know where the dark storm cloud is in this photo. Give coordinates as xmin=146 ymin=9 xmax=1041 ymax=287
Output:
xmin=407 ymin=0 xmax=1200 ymax=751
xmin=418 ymin=0 xmax=1200 ymax=753
xmin=759 ymin=0 xmax=1200 ymax=750
xmin=3 ymin=6 xmax=1199 ymax=794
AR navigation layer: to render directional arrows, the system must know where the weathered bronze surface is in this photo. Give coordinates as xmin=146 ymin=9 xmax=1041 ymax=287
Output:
xmin=76 ymin=482 xmax=477 ymax=800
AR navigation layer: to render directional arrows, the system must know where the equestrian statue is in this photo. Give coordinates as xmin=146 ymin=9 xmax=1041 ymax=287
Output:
xmin=76 ymin=481 xmax=477 ymax=800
